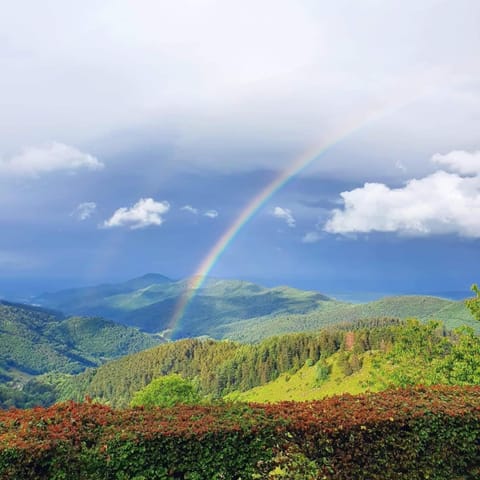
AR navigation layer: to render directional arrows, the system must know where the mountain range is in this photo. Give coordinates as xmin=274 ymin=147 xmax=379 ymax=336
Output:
xmin=33 ymin=273 xmax=477 ymax=341
xmin=0 ymin=273 xmax=478 ymax=408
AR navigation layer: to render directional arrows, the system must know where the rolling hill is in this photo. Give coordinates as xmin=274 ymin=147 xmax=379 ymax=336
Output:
xmin=226 ymin=350 xmax=381 ymax=403
xmin=220 ymin=294 xmax=478 ymax=341
xmin=33 ymin=274 xmax=477 ymax=341
xmin=51 ymin=316 xmax=480 ymax=409
xmin=0 ymin=300 xmax=163 ymax=384
xmin=34 ymin=274 xmax=334 ymax=338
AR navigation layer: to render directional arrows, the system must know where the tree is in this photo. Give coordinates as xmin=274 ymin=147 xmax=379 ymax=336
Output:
xmin=130 ymin=374 xmax=201 ymax=408
xmin=434 ymin=327 xmax=480 ymax=385
xmin=465 ymin=284 xmax=480 ymax=322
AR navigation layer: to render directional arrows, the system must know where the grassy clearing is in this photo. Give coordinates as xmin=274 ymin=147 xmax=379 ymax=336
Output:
xmin=227 ymin=351 xmax=383 ymax=402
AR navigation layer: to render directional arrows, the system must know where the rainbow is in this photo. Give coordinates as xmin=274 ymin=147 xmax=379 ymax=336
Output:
xmin=167 ymin=97 xmax=417 ymax=335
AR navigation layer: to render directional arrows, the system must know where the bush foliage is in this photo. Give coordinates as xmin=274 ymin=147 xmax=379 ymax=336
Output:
xmin=130 ymin=374 xmax=201 ymax=408
xmin=0 ymin=385 xmax=479 ymax=479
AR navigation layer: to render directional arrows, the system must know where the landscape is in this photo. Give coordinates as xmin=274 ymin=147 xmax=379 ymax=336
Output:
xmin=1 ymin=1 xmax=480 ymax=479
xmin=0 ymin=275 xmax=479 ymax=478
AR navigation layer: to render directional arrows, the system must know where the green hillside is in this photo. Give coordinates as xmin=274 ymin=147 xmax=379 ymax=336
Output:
xmin=53 ymin=325 xmax=351 ymax=406
xmin=226 ymin=350 xmax=381 ymax=402
xmin=217 ymin=295 xmax=477 ymax=342
xmin=0 ymin=300 xmax=163 ymax=408
xmin=42 ymin=318 xmax=437 ymax=405
xmin=48 ymin=314 xmax=480 ymax=410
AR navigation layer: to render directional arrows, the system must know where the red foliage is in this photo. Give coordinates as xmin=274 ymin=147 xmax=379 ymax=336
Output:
xmin=1 ymin=385 xmax=479 ymax=479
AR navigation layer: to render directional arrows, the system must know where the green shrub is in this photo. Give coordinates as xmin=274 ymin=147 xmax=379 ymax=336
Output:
xmin=130 ymin=374 xmax=201 ymax=408
xmin=314 ymin=360 xmax=331 ymax=385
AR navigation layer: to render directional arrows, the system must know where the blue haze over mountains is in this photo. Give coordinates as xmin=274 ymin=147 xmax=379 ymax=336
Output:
xmin=20 ymin=273 xmax=475 ymax=342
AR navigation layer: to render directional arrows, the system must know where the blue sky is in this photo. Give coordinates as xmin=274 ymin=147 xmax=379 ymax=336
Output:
xmin=1 ymin=0 xmax=480 ymax=297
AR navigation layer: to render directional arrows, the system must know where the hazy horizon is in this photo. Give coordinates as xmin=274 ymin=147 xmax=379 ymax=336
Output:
xmin=0 ymin=271 xmax=473 ymax=305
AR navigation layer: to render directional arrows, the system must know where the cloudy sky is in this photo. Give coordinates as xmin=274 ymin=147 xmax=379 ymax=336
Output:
xmin=1 ymin=0 xmax=480 ymax=298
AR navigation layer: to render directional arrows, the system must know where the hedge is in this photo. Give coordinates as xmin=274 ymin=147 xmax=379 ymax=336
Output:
xmin=0 ymin=385 xmax=479 ymax=479
xmin=266 ymin=385 xmax=480 ymax=479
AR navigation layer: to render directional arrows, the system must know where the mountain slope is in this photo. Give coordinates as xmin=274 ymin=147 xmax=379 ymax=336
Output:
xmin=52 ymin=316 xmax=479 ymax=408
xmin=34 ymin=273 xmax=172 ymax=314
xmin=226 ymin=351 xmax=381 ymax=403
xmin=34 ymin=276 xmax=335 ymax=338
xmin=218 ymin=295 xmax=477 ymax=342
xmin=0 ymin=300 xmax=163 ymax=384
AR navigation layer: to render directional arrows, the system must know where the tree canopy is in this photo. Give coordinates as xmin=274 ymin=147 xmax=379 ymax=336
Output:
xmin=130 ymin=374 xmax=201 ymax=408
xmin=465 ymin=284 xmax=480 ymax=322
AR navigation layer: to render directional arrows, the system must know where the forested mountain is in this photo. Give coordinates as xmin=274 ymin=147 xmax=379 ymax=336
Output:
xmin=49 ymin=316 xmax=480 ymax=409
xmin=223 ymin=294 xmax=478 ymax=341
xmin=32 ymin=274 xmax=477 ymax=341
xmin=34 ymin=275 xmax=334 ymax=337
xmin=50 ymin=318 xmax=405 ymax=407
xmin=0 ymin=300 xmax=163 ymax=408
xmin=33 ymin=273 xmax=173 ymax=316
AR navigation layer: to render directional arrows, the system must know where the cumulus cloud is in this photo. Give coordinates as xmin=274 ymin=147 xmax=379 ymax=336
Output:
xmin=181 ymin=205 xmax=199 ymax=214
xmin=0 ymin=142 xmax=103 ymax=176
xmin=273 ymin=207 xmax=296 ymax=228
xmin=432 ymin=150 xmax=480 ymax=176
xmin=103 ymin=198 xmax=170 ymax=229
xmin=324 ymin=151 xmax=480 ymax=237
xmin=71 ymin=202 xmax=97 ymax=221
xmin=204 ymin=210 xmax=218 ymax=219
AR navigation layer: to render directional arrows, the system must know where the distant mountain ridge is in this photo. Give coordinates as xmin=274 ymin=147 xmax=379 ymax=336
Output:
xmin=32 ymin=273 xmax=477 ymax=341
xmin=34 ymin=274 xmax=331 ymax=338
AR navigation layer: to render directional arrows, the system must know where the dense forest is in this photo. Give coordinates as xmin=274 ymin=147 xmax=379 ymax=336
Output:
xmin=0 ymin=301 xmax=162 ymax=408
xmin=29 ymin=316 xmax=476 ymax=409
xmin=1 ymin=284 xmax=479 ymax=410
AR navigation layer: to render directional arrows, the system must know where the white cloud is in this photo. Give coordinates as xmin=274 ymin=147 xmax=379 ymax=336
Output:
xmin=204 ymin=210 xmax=218 ymax=219
xmin=273 ymin=207 xmax=296 ymax=228
xmin=181 ymin=205 xmax=199 ymax=215
xmin=103 ymin=198 xmax=170 ymax=229
xmin=72 ymin=202 xmax=96 ymax=221
xmin=432 ymin=150 xmax=480 ymax=176
xmin=324 ymin=154 xmax=480 ymax=237
xmin=0 ymin=142 xmax=103 ymax=176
